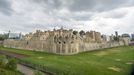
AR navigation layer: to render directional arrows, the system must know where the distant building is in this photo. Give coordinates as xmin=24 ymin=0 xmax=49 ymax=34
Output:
xmin=122 ymin=34 xmax=130 ymax=37
xmin=130 ymin=33 xmax=134 ymax=45
xmin=120 ymin=33 xmax=131 ymax=45
xmin=131 ymin=33 xmax=134 ymax=41
xmin=8 ymin=31 xmax=22 ymax=39
xmin=115 ymin=31 xmax=118 ymax=37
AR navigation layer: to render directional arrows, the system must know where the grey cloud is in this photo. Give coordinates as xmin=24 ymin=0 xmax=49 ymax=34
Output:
xmin=107 ymin=12 xmax=127 ymax=18
xmin=32 ymin=0 xmax=62 ymax=9
xmin=71 ymin=13 xmax=92 ymax=21
xmin=0 ymin=0 xmax=134 ymax=34
xmin=30 ymin=0 xmax=133 ymax=21
xmin=31 ymin=0 xmax=63 ymax=19
xmin=58 ymin=16 xmax=70 ymax=21
xmin=69 ymin=0 xmax=134 ymax=12
xmin=103 ymin=10 xmax=128 ymax=18
xmin=0 ymin=0 xmax=13 ymax=16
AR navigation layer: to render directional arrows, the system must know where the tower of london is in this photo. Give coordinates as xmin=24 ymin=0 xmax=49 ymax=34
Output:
xmin=3 ymin=27 xmax=130 ymax=55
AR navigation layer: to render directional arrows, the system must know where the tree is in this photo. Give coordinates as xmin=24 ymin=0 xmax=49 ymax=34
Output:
xmin=73 ymin=31 xmax=78 ymax=35
xmin=0 ymin=34 xmax=8 ymax=41
xmin=0 ymin=37 xmax=4 ymax=41
xmin=79 ymin=30 xmax=85 ymax=36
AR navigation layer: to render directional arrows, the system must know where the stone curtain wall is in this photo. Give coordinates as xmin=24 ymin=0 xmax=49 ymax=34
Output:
xmin=3 ymin=39 xmax=126 ymax=55
xmin=3 ymin=39 xmax=54 ymax=52
xmin=3 ymin=39 xmax=79 ymax=55
xmin=79 ymin=41 xmax=124 ymax=52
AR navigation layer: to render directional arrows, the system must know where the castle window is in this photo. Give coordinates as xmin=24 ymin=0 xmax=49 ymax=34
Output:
xmin=26 ymin=41 xmax=29 ymax=45
xmin=59 ymin=42 xmax=61 ymax=44
xmin=64 ymin=41 xmax=66 ymax=44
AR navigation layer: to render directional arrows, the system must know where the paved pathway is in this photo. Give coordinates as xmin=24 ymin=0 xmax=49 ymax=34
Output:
xmin=17 ymin=64 xmax=35 ymax=75
xmin=17 ymin=64 xmax=46 ymax=75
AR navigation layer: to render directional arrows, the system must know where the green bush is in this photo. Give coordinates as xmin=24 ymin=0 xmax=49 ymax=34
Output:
xmin=0 ymin=56 xmax=8 ymax=68
xmin=1 ymin=59 xmax=8 ymax=68
xmin=7 ymin=58 xmax=17 ymax=71
xmin=0 ymin=68 xmax=24 ymax=75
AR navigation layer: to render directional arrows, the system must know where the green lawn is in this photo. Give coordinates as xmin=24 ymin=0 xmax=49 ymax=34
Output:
xmin=0 ymin=46 xmax=134 ymax=75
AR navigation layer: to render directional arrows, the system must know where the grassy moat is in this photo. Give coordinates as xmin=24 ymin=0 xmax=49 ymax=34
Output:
xmin=0 ymin=46 xmax=134 ymax=75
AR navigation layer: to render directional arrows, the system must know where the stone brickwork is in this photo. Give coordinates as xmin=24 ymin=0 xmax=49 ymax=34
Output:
xmin=3 ymin=28 xmax=130 ymax=55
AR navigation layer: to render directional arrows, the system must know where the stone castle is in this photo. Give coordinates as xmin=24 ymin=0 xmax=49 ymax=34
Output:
xmin=3 ymin=27 xmax=130 ymax=55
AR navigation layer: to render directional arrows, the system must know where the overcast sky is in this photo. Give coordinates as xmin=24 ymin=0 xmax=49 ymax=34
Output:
xmin=0 ymin=0 xmax=134 ymax=35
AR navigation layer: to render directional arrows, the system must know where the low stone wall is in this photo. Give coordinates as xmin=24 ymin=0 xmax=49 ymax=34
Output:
xmin=0 ymin=41 xmax=3 ymax=45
